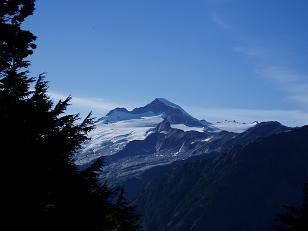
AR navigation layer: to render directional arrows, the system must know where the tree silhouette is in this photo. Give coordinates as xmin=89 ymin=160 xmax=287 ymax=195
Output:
xmin=0 ymin=0 xmax=139 ymax=230
xmin=273 ymin=183 xmax=308 ymax=231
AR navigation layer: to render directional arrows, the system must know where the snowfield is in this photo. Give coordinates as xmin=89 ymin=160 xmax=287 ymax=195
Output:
xmin=171 ymin=124 xmax=205 ymax=132
xmin=76 ymin=115 xmax=163 ymax=165
xmin=76 ymin=118 xmax=258 ymax=165
xmin=211 ymin=121 xmax=258 ymax=133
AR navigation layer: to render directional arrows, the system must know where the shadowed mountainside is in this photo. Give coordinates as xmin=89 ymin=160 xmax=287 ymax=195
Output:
xmin=135 ymin=126 xmax=308 ymax=231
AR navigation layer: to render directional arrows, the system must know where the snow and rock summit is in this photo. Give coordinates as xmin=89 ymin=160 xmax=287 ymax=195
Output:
xmin=76 ymin=98 xmax=258 ymax=165
xmin=100 ymin=98 xmax=205 ymax=127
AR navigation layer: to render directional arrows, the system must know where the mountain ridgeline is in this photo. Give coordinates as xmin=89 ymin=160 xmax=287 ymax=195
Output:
xmin=103 ymin=98 xmax=205 ymax=127
xmin=77 ymin=99 xmax=289 ymax=196
xmin=73 ymin=97 xmax=308 ymax=230
xmin=135 ymin=126 xmax=308 ymax=231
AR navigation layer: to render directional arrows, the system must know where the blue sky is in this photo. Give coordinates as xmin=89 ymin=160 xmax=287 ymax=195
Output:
xmin=25 ymin=0 xmax=308 ymax=126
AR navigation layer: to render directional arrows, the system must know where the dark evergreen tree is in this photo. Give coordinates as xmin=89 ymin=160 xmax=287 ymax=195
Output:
xmin=0 ymin=0 xmax=139 ymax=230
xmin=273 ymin=183 xmax=308 ymax=231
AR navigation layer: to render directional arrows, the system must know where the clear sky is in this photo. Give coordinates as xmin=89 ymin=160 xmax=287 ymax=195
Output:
xmin=25 ymin=0 xmax=308 ymax=126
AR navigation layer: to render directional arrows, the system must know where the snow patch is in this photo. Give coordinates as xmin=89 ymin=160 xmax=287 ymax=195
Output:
xmin=211 ymin=121 xmax=258 ymax=133
xmin=202 ymin=136 xmax=214 ymax=142
xmin=173 ymin=142 xmax=185 ymax=156
xmin=100 ymin=111 xmax=157 ymax=123
xmin=171 ymin=124 xmax=204 ymax=132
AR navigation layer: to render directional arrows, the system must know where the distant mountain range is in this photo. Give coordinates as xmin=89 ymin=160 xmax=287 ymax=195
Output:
xmin=76 ymin=98 xmax=258 ymax=165
xmin=75 ymin=98 xmax=307 ymax=230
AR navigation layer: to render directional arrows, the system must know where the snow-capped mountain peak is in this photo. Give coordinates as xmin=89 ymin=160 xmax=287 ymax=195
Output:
xmin=76 ymin=99 xmax=260 ymax=166
xmin=130 ymin=98 xmax=204 ymax=127
xmin=131 ymin=98 xmax=184 ymax=114
xmin=77 ymin=98 xmax=207 ymax=165
xmin=99 ymin=98 xmax=204 ymax=127
xmin=106 ymin=107 xmax=129 ymax=116
xmin=153 ymin=98 xmax=183 ymax=110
